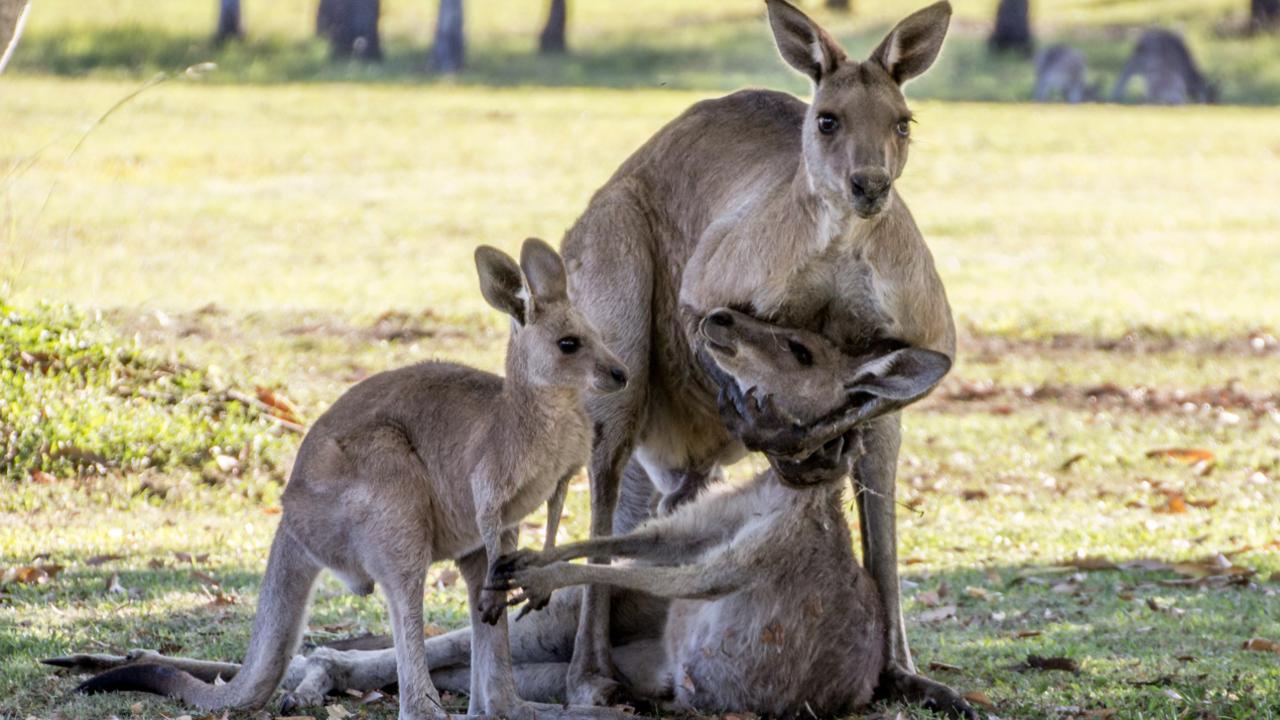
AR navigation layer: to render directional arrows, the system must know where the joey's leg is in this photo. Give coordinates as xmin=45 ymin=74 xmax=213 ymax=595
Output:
xmin=374 ymin=557 xmax=447 ymax=720
xmin=496 ymin=549 xmax=753 ymax=604
xmin=544 ymin=471 xmax=573 ymax=551
xmin=855 ymin=413 xmax=976 ymax=720
xmin=461 ymin=547 xmax=528 ymax=718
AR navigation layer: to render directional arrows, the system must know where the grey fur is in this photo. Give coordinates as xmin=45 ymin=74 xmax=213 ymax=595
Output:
xmin=1034 ymin=45 xmax=1100 ymax=103
xmin=74 ymin=239 xmax=629 ymax=720
xmin=1112 ymin=28 xmax=1218 ymax=105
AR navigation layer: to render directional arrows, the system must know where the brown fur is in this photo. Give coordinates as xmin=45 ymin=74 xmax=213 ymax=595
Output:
xmin=552 ymin=1 xmax=968 ymax=715
xmin=74 ymin=239 xmax=629 ymax=720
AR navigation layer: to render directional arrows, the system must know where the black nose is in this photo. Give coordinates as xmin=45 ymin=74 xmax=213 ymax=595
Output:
xmin=707 ymin=310 xmax=734 ymax=327
xmin=610 ymin=367 xmax=628 ymax=387
xmin=850 ymin=170 xmax=891 ymax=204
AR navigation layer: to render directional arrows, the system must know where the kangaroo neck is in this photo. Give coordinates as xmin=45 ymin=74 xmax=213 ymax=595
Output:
xmin=786 ymin=160 xmax=860 ymax=254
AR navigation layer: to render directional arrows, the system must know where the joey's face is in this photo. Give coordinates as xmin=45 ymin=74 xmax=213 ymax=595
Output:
xmin=518 ymin=300 xmax=628 ymax=395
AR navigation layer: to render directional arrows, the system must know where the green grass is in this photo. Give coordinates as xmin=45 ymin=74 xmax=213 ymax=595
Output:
xmin=7 ymin=0 xmax=1280 ymax=103
xmin=2 ymin=2 xmax=1280 ymax=718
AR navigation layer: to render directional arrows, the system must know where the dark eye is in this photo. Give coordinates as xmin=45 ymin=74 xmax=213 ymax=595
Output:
xmin=817 ymin=113 xmax=840 ymax=135
xmin=895 ymin=120 xmax=911 ymax=138
xmin=557 ymin=337 xmax=581 ymax=355
xmin=788 ymin=340 xmax=813 ymax=367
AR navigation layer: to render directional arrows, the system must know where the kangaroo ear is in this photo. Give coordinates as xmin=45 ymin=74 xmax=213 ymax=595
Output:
xmin=475 ymin=245 xmax=528 ymax=325
xmin=871 ymin=1 xmax=952 ymax=85
xmin=520 ymin=237 xmax=568 ymax=305
xmin=765 ymin=0 xmax=847 ymax=85
xmin=844 ymin=348 xmax=951 ymax=404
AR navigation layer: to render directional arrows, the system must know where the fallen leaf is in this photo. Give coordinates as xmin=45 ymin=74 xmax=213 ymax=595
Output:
xmin=29 ymin=469 xmax=57 ymax=484
xmin=1175 ymin=654 xmax=1196 ymax=662
xmin=1015 ymin=630 xmax=1042 ymax=639
xmin=1 ymin=563 xmax=64 ymax=586
xmin=1025 ymin=655 xmax=1080 ymax=673
xmin=325 ymin=705 xmax=352 ymax=720
xmin=263 ymin=506 xmax=283 ymax=515
xmin=1242 ymin=637 xmax=1280 ymax=653
xmin=1146 ymin=448 xmax=1215 ymax=464
xmin=104 ymin=572 xmax=126 ymax=595
xmin=964 ymin=586 xmax=993 ymax=601
xmin=918 ymin=604 xmax=957 ymax=623
xmin=1059 ymin=453 xmax=1086 ymax=471
xmin=86 ymin=554 xmax=125 ymax=566
xmin=927 ymin=661 xmax=962 ymax=672
xmin=1067 ymin=556 xmax=1118 ymax=571
xmin=1162 ymin=688 xmax=1184 ymax=701
xmin=962 ymin=691 xmax=996 ymax=711
xmin=256 ymin=386 xmax=303 ymax=425
xmin=903 ymin=557 xmax=925 ymax=566
xmin=1153 ymin=493 xmax=1188 ymax=515
xmin=961 ymin=489 xmax=988 ymax=501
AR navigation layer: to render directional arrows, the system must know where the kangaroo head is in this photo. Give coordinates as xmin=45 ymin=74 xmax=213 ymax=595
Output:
xmin=698 ymin=308 xmax=951 ymax=425
xmin=474 ymin=238 xmax=628 ymax=395
xmin=766 ymin=0 xmax=951 ymax=219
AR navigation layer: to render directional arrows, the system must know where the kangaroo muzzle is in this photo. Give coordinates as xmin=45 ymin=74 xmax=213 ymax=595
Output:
xmin=850 ymin=168 xmax=892 ymax=218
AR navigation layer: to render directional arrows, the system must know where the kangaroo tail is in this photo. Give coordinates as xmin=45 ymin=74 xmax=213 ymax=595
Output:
xmin=78 ymin=529 xmax=320 ymax=710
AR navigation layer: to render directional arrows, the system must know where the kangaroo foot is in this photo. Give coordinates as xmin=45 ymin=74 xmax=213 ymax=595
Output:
xmin=877 ymin=664 xmax=977 ymax=719
xmin=565 ymin=671 xmax=623 ymax=707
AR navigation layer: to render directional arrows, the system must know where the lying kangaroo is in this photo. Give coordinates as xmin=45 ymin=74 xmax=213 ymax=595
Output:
xmin=56 ymin=310 xmax=949 ymax=717
xmin=557 ymin=0 xmax=966 ymax=714
xmin=1033 ymin=45 xmax=1100 ymax=103
xmin=76 ymin=239 xmax=629 ymax=720
xmin=1112 ymin=28 xmax=1218 ymax=105
xmin=491 ymin=308 xmax=951 ymax=717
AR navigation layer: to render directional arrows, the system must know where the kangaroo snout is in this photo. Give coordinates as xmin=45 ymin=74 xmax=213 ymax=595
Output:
xmin=850 ymin=169 xmax=892 ymax=218
xmin=699 ymin=309 xmax=741 ymax=357
xmin=595 ymin=361 xmax=629 ymax=393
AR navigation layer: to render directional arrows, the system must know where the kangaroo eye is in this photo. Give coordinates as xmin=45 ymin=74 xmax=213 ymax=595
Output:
xmin=817 ymin=113 xmax=840 ymax=135
xmin=895 ymin=120 xmax=911 ymax=138
xmin=557 ymin=337 xmax=581 ymax=355
xmin=788 ymin=340 xmax=814 ymax=367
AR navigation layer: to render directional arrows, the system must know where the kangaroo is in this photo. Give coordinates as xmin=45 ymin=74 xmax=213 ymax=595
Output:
xmin=74 ymin=239 xmax=630 ymax=720
xmin=1112 ymin=29 xmax=1218 ymax=105
xmin=61 ymin=311 xmax=946 ymax=714
xmin=554 ymin=1 xmax=967 ymax=714
xmin=488 ymin=309 xmax=951 ymax=717
xmin=1033 ymin=45 xmax=1100 ymax=103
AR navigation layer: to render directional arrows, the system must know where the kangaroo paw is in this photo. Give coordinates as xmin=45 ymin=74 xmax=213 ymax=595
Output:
xmin=877 ymin=664 xmax=978 ymax=720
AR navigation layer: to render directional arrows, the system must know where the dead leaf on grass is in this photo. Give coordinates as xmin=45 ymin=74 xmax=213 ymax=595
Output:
xmin=1014 ymin=630 xmax=1043 ymax=639
xmin=964 ymin=586 xmax=994 ymax=601
xmin=1146 ymin=448 xmax=1215 ymax=464
xmin=1067 ymin=556 xmax=1119 ymax=571
xmin=29 ymin=469 xmax=58 ymax=484
xmin=962 ymin=691 xmax=996 ymax=711
xmin=1 ymin=563 xmax=64 ymax=585
xmin=961 ymin=489 xmax=988 ymax=501
xmin=1242 ymin=637 xmax=1280 ymax=653
xmin=1153 ymin=493 xmax=1189 ymax=515
xmin=1024 ymin=655 xmax=1080 ymax=673
xmin=256 ymin=386 xmax=304 ymax=426
xmin=927 ymin=661 xmax=963 ymax=672
xmin=86 ymin=554 xmax=125 ymax=566
xmin=104 ymin=572 xmax=126 ymax=595
xmin=325 ymin=704 xmax=352 ymax=720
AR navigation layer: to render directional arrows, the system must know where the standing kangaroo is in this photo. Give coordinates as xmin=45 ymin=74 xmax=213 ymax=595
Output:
xmin=557 ymin=0 xmax=968 ymax=715
xmin=76 ymin=239 xmax=629 ymax=720
xmin=1112 ymin=28 xmax=1218 ymax=105
xmin=490 ymin=308 xmax=951 ymax=717
xmin=1033 ymin=45 xmax=1100 ymax=103
xmin=49 ymin=312 xmax=951 ymax=717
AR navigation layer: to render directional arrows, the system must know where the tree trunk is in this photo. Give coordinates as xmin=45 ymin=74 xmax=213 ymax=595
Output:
xmin=988 ymin=0 xmax=1033 ymax=55
xmin=1252 ymin=0 xmax=1280 ymax=30
xmin=432 ymin=0 xmax=464 ymax=73
xmin=215 ymin=0 xmax=243 ymax=44
xmin=539 ymin=0 xmax=567 ymax=54
xmin=0 ymin=0 xmax=30 ymax=74
xmin=826 ymin=0 xmax=852 ymax=11
xmin=316 ymin=0 xmax=382 ymax=61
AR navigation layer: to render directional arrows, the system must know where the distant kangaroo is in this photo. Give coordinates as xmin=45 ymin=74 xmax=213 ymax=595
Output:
xmin=1033 ymin=45 xmax=1099 ymax=103
xmin=48 ymin=313 xmax=952 ymax=717
xmin=1112 ymin=28 xmax=1218 ymax=105
xmin=76 ymin=239 xmax=629 ymax=720
xmin=555 ymin=0 xmax=968 ymax=714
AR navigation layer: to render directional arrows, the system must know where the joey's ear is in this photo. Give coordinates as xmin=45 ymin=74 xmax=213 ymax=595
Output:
xmin=871 ymin=1 xmax=952 ymax=85
xmin=475 ymin=245 xmax=528 ymax=325
xmin=844 ymin=348 xmax=951 ymax=404
xmin=519 ymin=238 xmax=568 ymax=304
xmin=765 ymin=0 xmax=847 ymax=84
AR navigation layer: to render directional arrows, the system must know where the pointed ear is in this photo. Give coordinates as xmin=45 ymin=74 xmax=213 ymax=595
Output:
xmin=474 ymin=245 xmax=528 ymax=325
xmin=871 ymin=1 xmax=952 ymax=85
xmin=765 ymin=0 xmax=847 ymax=84
xmin=844 ymin=348 xmax=951 ymax=404
xmin=519 ymin=237 xmax=568 ymax=304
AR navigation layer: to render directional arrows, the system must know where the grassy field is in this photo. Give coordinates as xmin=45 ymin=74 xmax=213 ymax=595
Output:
xmin=3 ymin=1 xmax=1280 ymax=719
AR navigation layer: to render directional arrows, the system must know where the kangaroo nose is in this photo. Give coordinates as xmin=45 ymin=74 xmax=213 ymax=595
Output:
xmin=707 ymin=310 xmax=735 ymax=327
xmin=610 ymin=367 xmax=628 ymax=387
xmin=850 ymin=170 xmax=891 ymax=204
